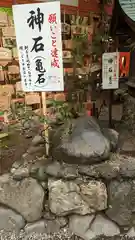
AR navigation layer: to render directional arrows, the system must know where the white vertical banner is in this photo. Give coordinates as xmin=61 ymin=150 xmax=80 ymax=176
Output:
xmin=102 ymin=52 xmax=119 ymax=89
xmin=12 ymin=1 xmax=64 ymax=92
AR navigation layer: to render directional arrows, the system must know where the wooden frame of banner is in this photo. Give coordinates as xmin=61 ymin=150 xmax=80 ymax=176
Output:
xmin=41 ymin=92 xmax=49 ymax=156
xmin=12 ymin=0 xmax=49 ymax=156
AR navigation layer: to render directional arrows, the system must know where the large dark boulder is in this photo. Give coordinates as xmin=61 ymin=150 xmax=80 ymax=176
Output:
xmin=51 ymin=116 xmax=114 ymax=165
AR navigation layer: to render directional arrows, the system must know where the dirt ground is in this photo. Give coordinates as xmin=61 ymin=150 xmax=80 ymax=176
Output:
xmin=0 ymin=126 xmax=39 ymax=174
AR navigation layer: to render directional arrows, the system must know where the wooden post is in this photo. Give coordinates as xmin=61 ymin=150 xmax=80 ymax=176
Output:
xmin=109 ymin=89 xmax=113 ymax=128
xmin=41 ymin=92 xmax=49 ymax=156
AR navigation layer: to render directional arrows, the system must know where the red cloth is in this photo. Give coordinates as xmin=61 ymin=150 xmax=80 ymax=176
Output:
xmin=87 ymin=110 xmax=91 ymax=116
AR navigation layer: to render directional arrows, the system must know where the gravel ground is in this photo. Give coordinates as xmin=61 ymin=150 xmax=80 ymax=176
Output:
xmin=0 ymin=229 xmax=135 ymax=240
xmin=0 ymin=231 xmax=134 ymax=240
xmin=0 ymin=229 xmax=79 ymax=240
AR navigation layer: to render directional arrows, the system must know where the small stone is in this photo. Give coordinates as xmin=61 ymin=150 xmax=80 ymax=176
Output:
xmin=62 ymin=164 xmax=78 ymax=180
xmin=44 ymin=219 xmax=63 ymax=234
xmin=44 ymin=211 xmax=56 ymax=221
xmin=91 ymin=214 xmax=120 ymax=236
xmin=24 ymin=220 xmax=45 ymax=234
xmin=12 ymin=167 xmax=29 ymax=180
xmin=11 ymin=168 xmax=16 ymax=174
xmin=126 ymin=227 xmax=135 ymax=237
xmin=69 ymin=214 xmax=95 ymax=240
xmin=45 ymin=161 xmax=61 ymax=178
xmin=45 ymin=161 xmax=78 ymax=180
xmin=12 ymin=160 xmax=23 ymax=170
xmin=0 ymin=207 xmax=25 ymax=233
xmin=40 ymin=181 xmax=48 ymax=190
xmin=79 ymin=180 xmax=107 ymax=211
xmin=78 ymin=165 xmax=99 ymax=178
xmin=56 ymin=216 xmax=68 ymax=228
xmin=44 ymin=210 xmax=56 ymax=221
xmin=36 ymin=166 xmax=48 ymax=181
xmin=25 ymin=218 xmax=67 ymax=234
xmin=95 ymin=160 xmax=120 ymax=180
xmin=32 ymin=135 xmax=44 ymax=146
xmin=30 ymin=161 xmax=48 ymax=181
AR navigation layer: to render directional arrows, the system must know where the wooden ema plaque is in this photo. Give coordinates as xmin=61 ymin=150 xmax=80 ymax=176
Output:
xmin=25 ymin=93 xmax=40 ymax=105
xmin=0 ymin=84 xmax=14 ymax=96
xmin=0 ymin=95 xmax=11 ymax=111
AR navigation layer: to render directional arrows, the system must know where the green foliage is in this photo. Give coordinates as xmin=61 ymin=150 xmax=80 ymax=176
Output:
xmin=14 ymin=103 xmax=34 ymax=120
xmin=41 ymin=100 xmax=73 ymax=125
xmin=0 ymin=133 xmax=9 ymax=150
xmin=55 ymin=102 xmax=73 ymax=122
xmin=12 ymin=100 xmax=74 ymax=128
xmin=0 ymin=8 xmax=13 ymax=16
xmin=91 ymin=32 xmax=103 ymax=57
xmin=72 ymin=33 xmax=88 ymax=42
xmin=72 ymin=34 xmax=88 ymax=65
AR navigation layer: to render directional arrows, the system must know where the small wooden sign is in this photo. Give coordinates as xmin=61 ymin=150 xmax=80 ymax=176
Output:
xmin=25 ymin=93 xmax=40 ymax=105
xmin=2 ymin=27 xmax=16 ymax=37
xmin=8 ymin=65 xmax=20 ymax=75
xmin=63 ymin=40 xmax=73 ymax=50
xmin=0 ymin=95 xmax=11 ymax=111
xmin=54 ymin=93 xmax=66 ymax=101
xmin=0 ymin=47 xmax=12 ymax=61
xmin=0 ymin=12 xmax=8 ymax=26
xmin=0 ymin=84 xmax=14 ymax=96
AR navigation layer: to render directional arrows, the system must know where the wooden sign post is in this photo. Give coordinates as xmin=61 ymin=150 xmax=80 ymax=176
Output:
xmin=102 ymin=52 xmax=119 ymax=127
xmin=41 ymin=92 xmax=49 ymax=156
xmin=13 ymin=1 xmax=64 ymax=156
